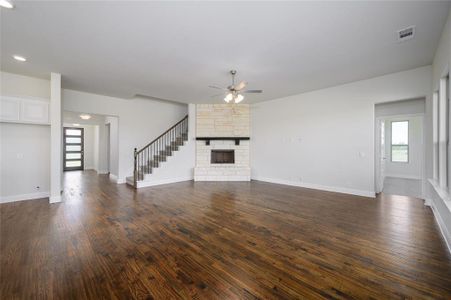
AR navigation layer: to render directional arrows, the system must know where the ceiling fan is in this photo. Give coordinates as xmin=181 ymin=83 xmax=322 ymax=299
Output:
xmin=209 ymin=70 xmax=263 ymax=103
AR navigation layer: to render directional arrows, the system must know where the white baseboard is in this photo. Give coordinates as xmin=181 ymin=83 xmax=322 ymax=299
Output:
xmin=97 ymin=170 xmax=109 ymax=175
xmin=109 ymin=173 xmax=125 ymax=184
xmin=1 ymin=191 xmax=50 ymax=204
xmin=252 ymin=176 xmax=375 ymax=198
xmin=49 ymin=195 xmax=62 ymax=203
xmin=428 ymin=198 xmax=451 ymax=254
xmin=136 ymin=176 xmax=193 ymax=188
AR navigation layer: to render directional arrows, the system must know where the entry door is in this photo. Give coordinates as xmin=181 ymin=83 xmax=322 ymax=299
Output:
xmin=63 ymin=127 xmax=84 ymax=171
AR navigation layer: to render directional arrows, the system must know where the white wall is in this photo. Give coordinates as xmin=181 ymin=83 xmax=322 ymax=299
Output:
xmin=104 ymin=116 xmax=119 ymax=179
xmin=0 ymin=123 xmax=50 ymax=202
xmin=1 ymin=71 xmax=50 ymax=99
xmin=251 ymin=66 xmax=432 ymax=197
xmin=375 ymin=98 xmax=425 ymax=117
xmin=62 ymin=89 xmax=188 ymax=183
xmin=0 ymin=71 xmax=51 ymax=202
xmin=384 ymin=116 xmax=423 ymax=179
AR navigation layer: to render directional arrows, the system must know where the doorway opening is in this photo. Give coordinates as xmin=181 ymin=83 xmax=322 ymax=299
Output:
xmin=374 ymin=98 xmax=425 ymax=199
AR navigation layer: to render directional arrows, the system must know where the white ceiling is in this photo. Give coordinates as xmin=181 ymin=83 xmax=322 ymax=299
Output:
xmin=1 ymin=1 xmax=450 ymax=104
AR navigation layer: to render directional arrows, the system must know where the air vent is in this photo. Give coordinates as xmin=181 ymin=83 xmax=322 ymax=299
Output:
xmin=397 ymin=26 xmax=415 ymax=42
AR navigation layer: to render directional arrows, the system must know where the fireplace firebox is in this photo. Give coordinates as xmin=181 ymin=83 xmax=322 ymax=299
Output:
xmin=211 ymin=150 xmax=235 ymax=164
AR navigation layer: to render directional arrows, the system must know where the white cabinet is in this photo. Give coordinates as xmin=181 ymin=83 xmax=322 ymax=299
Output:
xmin=0 ymin=97 xmax=20 ymax=121
xmin=0 ymin=96 xmax=50 ymax=125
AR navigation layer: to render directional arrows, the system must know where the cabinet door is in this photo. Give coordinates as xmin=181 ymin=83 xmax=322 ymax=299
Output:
xmin=20 ymin=99 xmax=49 ymax=124
xmin=0 ymin=97 xmax=20 ymax=121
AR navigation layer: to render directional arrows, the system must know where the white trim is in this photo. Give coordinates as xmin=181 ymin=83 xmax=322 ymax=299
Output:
xmin=109 ymin=173 xmax=125 ymax=184
xmin=428 ymin=198 xmax=451 ymax=254
xmin=133 ymin=176 xmax=193 ymax=188
xmin=384 ymin=174 xmax=422 ymax=180
xmin=109 ymin=174 xmax=117 ymax=182
xmin=428 ymin=179 xmax=451 ymax=211
xmin=1 ymin=192 xmax=50 ymax=204
xmin=252 ymin=176 xmax=375 ymax=198
xmin=49 ymin=195 xmax=62 ymax=203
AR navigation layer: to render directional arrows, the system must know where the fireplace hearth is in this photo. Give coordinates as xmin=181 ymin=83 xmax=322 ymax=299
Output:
xmin=211 ymin=150 xmax=235 ymax=164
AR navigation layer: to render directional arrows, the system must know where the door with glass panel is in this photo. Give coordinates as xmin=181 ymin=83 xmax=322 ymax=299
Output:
xmin=63 ymin=127 xmax=84 ymax=171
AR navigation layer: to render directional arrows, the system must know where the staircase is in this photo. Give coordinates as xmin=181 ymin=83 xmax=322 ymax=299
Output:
xmin=126 ymin=115 xmax=188 ymax=188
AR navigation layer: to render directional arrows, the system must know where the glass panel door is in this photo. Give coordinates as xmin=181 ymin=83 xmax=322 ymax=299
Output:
xmin=64 ymin=127 xmax=84 ymax=171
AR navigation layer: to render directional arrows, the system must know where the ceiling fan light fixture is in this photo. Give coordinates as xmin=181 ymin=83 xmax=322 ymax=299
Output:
xmin=234 ymin=94 xmax=244 ymax=103
xmin=224 ymin=93 xmax=233 ymax=103
xmin=0 ymin=0 xmax=14 ymax=9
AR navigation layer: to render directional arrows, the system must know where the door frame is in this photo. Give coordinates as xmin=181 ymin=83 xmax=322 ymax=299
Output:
xmin=63 ymin=127 xmax=84 ymax=171
xmin=375 ymin=117 xmax=386 ymax=193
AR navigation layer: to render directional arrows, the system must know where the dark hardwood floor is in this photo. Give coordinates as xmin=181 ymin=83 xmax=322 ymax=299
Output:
xmin=1 ymin=171 xmax=451 ymax=299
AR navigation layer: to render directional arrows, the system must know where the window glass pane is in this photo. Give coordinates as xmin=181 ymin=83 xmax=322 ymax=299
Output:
xmin=65 ymin=160 xmax=81 ymax=167
xmin=392 ymin=145 xmax=408 ymax=162
xmin=66 ymin=137 xmax=81 ymax=144
xmin=65 ymin=129 xmax=82 ymax=136
xmin=66 ymin=153 xmax=81 ymax=159
xmin=392 ymin=121 xmax=408 ymax=145
xmin=66 ymin=145 xmax=81 ymax=151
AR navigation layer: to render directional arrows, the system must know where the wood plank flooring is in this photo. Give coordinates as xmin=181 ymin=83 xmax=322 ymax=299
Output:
xmin=1 ymin=170 xmax=451 ymax=299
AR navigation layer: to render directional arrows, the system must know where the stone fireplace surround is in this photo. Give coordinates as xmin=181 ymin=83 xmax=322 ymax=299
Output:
xmin=194 ymin=104 xmax=251 ymax=181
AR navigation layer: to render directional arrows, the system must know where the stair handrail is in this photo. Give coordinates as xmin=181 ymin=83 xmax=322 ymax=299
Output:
xmin=136 ymin=114 xmax=188 ymax=154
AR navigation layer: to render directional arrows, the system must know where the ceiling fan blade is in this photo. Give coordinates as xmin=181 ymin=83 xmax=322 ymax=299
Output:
xmin=210 ymin=93 xmax=224 ymax=98
xmin=243 ymin=89 xmax=263 ymax=93
xmin=208 ymin=85 xmax=227 ymax=90
xmin=234 ymin=81 xmax=247 ymax=91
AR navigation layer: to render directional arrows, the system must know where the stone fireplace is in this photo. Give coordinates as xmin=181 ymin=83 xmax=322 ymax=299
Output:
xmin=194 ymin=104 xmax=250 ymax=181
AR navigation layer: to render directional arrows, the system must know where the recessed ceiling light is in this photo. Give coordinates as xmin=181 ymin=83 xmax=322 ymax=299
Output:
xmin=0 ymin=0 xmax=14 ymax=9
xmin=73 ymin=123 xmax=80 ymax=126
xmin=79 ymin=114 xmax=91 ymax=120
xmin=13 ymin=55 xmax=26 ymax=62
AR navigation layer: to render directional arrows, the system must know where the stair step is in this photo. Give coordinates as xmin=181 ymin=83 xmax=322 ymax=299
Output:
xmin=153 ymin=155 xmax=167 ymax=162
xmin=160 ymin=150 xmax=172 ymax=156
xmin=139 ymin=166 xmax=153 ymax=174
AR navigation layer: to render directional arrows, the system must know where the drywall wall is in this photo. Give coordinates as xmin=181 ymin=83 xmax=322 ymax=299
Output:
xmin=0 ymin=123 xmax=50 ymax=202
xmin=384 ymin=116 xmax=423 ymax=179
xmin=375 ymin=98 xmax=425 ymax=117
xmin=63 ymin=89 xmax=188 ymax=182
xmin=432 ymin=8 xmax=450 ymax=90
xmin=105 ymin=116 xmax=119 ymax=179
xmin=1 ymin=71 xmax=50 ymax=99
xmin=0 ymin=71 xmax=51 ymax=202
xmin=251 ymin=66 xmax=432 ymax=197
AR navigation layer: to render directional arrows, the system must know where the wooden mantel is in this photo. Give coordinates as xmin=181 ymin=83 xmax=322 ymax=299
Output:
xmin=196 ymin=137 xmax=250 ymax=146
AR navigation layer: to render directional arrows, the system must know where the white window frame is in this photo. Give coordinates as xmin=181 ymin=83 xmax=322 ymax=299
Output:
xmin=390 ymin=120 xmax=409 ymax=163
xmin=439 ymin=77 xmax=448 ymax=189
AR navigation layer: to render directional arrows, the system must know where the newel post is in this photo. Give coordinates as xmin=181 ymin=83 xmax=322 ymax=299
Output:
xmin=134 ymin=148 xmax=138 ymax=189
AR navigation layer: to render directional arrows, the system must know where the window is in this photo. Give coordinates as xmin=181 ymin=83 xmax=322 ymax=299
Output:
xmin=391 ymin=121 xmax=409 ymax=163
